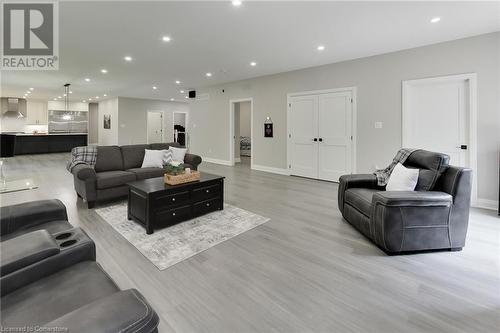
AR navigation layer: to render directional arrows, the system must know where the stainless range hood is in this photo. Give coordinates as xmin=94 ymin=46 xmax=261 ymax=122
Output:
xmin=1 ymin=98 xmax=26 ymax=118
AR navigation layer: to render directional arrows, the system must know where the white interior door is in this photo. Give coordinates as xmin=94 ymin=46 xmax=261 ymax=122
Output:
xmin=147 ymin=111 xmax=163 ymax=143
xmin=318 ymin=92 xmax=352 ymax=181
xmin=403 ymin=77 xmax=470 ymax=167
xmin=289 ymin=95 xmax=318 ymax=178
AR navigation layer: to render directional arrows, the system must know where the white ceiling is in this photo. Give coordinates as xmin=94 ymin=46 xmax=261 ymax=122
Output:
xmin=1 ymin=1 xmax=499 ymax=102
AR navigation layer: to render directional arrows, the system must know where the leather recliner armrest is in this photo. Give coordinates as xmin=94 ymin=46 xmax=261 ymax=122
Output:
xmin=46 ymin=289 xmax=160 ymax=333
xmin=372 ymin=191 xmax=452 ymax=207
xmin=184 ymin=153 xmax=202 ymax=170
xmin=0 ymin=199 xmax=68 ymax=236
xmin=338 ymin=174 xmax=378 ymax=215
xmin=71 ymin=163 xmax=97 ymax=181
xmin=1 ymin=230 xmax=60 ymax=277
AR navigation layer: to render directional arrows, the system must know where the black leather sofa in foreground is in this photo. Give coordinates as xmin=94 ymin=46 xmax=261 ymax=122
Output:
xmin=0 ymin=199 xmax=160 ymax=333
xmin=338 ymin=150 xmax=472 ymax=254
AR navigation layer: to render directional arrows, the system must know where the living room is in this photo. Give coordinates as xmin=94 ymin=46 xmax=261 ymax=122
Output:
xmin=0 ymin=1 xmax=499 ymax=332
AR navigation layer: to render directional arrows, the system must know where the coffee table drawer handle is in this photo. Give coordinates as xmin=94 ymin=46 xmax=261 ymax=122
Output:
xmin=172 ymin=212 xmax=176 ymax=216
xmin=172 ymin=197 xmax=176 ymax=201
xmin=206 ymin=203 xmax=210 ymax=207
xmin=206 ymin=189 xmax=210 ymax=193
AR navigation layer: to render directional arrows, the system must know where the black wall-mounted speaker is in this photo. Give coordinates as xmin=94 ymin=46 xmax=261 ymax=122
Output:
xmin=188 ymin=90 xmax=196 ymax=99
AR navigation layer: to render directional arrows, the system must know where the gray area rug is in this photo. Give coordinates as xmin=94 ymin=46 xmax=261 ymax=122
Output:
xmin=95 ymin=203 xmax=270 ymax=270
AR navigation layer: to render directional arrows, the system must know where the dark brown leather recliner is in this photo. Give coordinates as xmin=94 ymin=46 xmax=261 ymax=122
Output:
xmin=338 ymin=150 xmax=472 ymax=254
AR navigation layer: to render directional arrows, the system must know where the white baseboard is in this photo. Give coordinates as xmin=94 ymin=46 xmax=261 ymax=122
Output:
xmin=252 ymin=164 xmax=290 ymax=176
xmin=472 ymin=198 xmax=498 ymax=211
xmin=202 ymin=157 xmax=233 ymax=166
xmin=234 ymin=157 xmax=241 ymax=163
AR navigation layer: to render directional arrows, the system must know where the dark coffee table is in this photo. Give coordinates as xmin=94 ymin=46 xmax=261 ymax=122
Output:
xmin=127 ymin=172 xmax=224 ymax=234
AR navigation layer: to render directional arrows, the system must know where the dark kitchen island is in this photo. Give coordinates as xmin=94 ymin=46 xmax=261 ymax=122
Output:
xmin=0 ymin=133 xmax=87 ymax=157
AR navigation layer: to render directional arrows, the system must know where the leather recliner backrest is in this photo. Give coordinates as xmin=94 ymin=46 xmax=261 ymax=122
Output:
xmin=403 ymin=149 xmax=450 ymax=191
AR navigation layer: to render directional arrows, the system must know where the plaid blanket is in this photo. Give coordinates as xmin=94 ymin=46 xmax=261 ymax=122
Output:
xmin=373 ymin=148 xmax=417 ymax=186
xmin=66 ymin=146 xmax=97 ymax=172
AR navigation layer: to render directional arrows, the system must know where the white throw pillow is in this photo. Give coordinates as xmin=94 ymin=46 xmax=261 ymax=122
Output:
xmin=386 ymin=163 xmax=419 ymax=191
xmin=169 ymin=146 xmax=187 ymax=162
xmin=141 ymin=149 xmax=165 ymax=168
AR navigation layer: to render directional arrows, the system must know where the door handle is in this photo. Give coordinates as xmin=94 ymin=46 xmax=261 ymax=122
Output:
xmin=456 ymin=145 xmax=468 ymax=150
xmin=318 ymin=138 xmax=323 ymax=142
xmin=313 ymin=138 xmax=318 ymax=142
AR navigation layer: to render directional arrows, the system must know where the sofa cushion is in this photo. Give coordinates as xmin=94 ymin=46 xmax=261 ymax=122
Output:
xmin=127 ymin=167 xmax=165 ymax=180
xmin=150 ymin=142 xmax=180 ymax=150
xmin=94 ymin=146 xmax=123 ymax=172
xmin=96 ymin=171 xmax=136 ymax=189
xmin=404 ymin=150 xmax=450 ymax=191
xmin=344 ymin=188 xmax=379 ymax=217
xmin=0 ymin=261 xmax=118 ymax=327
xmin=121 ymin=144 xmax=150 ymax=170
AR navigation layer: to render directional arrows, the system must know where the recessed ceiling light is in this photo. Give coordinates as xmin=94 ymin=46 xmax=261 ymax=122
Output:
xmin=89 ymin=98 xmax=92 ymax=101
xmin=83 ymin=100 xmax=86 ymax=103
xmin=180 ymin=90 xmax=185 ymax=93
xmin=101 ymin=69 xmax=108 ymax=74
xmin=175 ymin=80 xmax=181 ymax=84
xmin=162 ymin=36 xmax=171 ymax=42
xmin=232 ymin=0 xmax=242 ymax=6
xmin=58 ymin=96 xmax=62 ymax=98
xmin=124 ymin=56 xmax=133 ymax=61
xmin=63 ymin=94 xmax=67 ymax=97
xmin=95 ymin=96 xmax=99 ymax=99
xmin=29 ymin=87 xmax=34 ymax=90
xmin=85 ymin=78 xmax=90 ymax=82
xmin=152 ymin=86 xmax=158 ymax=90
xmin=431 ymin=17 xmax=441 ymax=23
xmin=69 ymin=91 xmax=73 ymax=94
xmin=206 ymin=72 xmax=212 ymax=77
xmin=103 ymin=94 xmax=107 ymax=97
xmin=170 ymin=98 xmax=174 ymax=101
xmin=317 ymin=45 xmax=325 ymax=51
xmin=250 ymin=61 xmax=257 ymax=66
xmin=26 ymin=91 xmax=31 ymax=94
xmin=53 ymin=98 xmax=57 ymax=100
xmin=185 ymin=96 xmax=188 ymax=99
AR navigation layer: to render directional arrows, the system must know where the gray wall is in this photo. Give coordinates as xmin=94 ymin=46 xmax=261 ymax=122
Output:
xmin=190 ymin=32 xmax=500 ymax=202
xmin=88 ymin=103 xmax=98 ymax=144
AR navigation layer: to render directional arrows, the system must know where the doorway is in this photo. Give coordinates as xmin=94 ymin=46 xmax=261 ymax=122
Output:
xmin=147 ymin=111 xmax=164 ymax=143
xmin=173 ymin=111 xmax=188 ymax=147
xmin=229 ymin=98 xmax=253 ymax=167
xmin=402 ymin=73 xmax=477 ymax=202
xmin=287 ymin=87 xmax=357 ymax=182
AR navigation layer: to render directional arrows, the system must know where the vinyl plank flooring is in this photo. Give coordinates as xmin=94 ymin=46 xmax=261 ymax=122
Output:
xmin=1 ymin=153 xmax=499 ymax=333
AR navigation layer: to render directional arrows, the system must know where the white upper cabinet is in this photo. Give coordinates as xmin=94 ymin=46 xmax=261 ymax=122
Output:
xmin=26 ymin=100 xmax=48 ymax=125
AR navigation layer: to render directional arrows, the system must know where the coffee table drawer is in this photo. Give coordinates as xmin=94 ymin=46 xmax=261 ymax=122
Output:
xmin=192 ymin=183 xmax=221 ymax=202
xmin=193 ymin=197 xmax=221 ymax=217
xmin=155 ymin=191 xmax=190 ymax=207
xmin=155 ymin=204 xmax=191 ymax=225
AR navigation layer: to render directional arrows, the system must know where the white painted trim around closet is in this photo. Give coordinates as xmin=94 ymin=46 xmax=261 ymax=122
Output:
xmin=286 ymin=86 xmax=358 ymax=180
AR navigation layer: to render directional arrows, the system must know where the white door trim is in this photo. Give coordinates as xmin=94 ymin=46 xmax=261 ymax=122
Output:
xmin=229 ymin=98 xmax=254 ymax=168
xmin=286 ymin=87 xmax=357 ymax=179
xmin=402 ymin=73 xmax=477 ymax=204
xmin=172 ymin=111 xmax=189 ymax=147
xmin=146 ymin=110 xmax=164 ymax=144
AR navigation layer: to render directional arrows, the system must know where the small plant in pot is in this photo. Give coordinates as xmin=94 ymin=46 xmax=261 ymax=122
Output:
xmin=164 ymin=164 xmax=185 ymax=175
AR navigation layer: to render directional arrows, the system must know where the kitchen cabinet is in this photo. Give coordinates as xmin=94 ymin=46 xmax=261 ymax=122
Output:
xmin=26 ymin=101 xmax=48 ymax=125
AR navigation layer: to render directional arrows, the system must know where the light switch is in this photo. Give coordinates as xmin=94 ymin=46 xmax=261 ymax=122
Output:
xmin=374 ymin=122 xmax=383 ymax=129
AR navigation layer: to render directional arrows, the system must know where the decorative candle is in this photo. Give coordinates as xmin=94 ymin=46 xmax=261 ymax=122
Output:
xmin=185 ymin=168 xmax=191 ymax=174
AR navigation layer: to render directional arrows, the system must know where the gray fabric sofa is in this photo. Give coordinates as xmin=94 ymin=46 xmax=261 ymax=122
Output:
xmin=338 ymin=150 xmax=472 ymax=254
xmin=71 ymin=142 xmax=202 ymax=208
xmin=0 ymin=199 xmax=160 ymax=332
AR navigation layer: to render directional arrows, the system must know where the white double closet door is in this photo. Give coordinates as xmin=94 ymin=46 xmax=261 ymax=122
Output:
xmin=289 ymin=90 xmax=353 ymax=182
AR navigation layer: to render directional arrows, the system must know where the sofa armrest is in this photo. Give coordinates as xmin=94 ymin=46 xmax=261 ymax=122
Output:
xmin=370 ymin=191 xmax=453 ymax=253
xmin=372 ymin=191 xmax=452 ymax=207
xmin=184 ymin=153 xmax=202 ymax=170
xmin=0 ymin=199 xmax=68 ymax=236
xmin=71 ymin=163 xmax=97 ymax=181
xmin=46 ymin=289 xmax=160 ymax=333
xmin=338 ymin=174 xmax=378 ymax=216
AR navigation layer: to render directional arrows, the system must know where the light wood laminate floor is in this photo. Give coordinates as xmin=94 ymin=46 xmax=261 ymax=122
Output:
xmin=1 ymin=153 xmax=499 ymax=333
